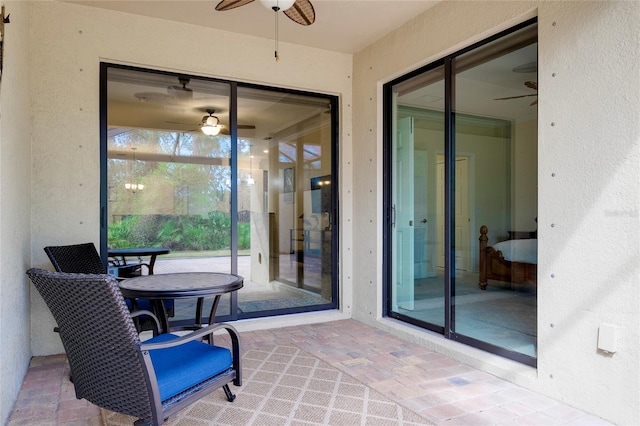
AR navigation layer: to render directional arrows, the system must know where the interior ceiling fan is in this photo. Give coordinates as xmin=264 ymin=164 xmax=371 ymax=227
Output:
xmin=494 ymin=81 xmax=538 ymax=106
xmin=167 ymin=108 xmax=256 ymax=136
xmin=215 ymin=0 xmax=315 ymax=60
xmin=134 ymin=76 xmax=193 ymax=103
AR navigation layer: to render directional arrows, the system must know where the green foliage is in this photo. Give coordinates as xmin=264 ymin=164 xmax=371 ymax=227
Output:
xmin=108 ymin=212 xmax=250 ymax=251
xmin=238 ymin=222 xmax=251 ymax=249
xmin=108 ymin=216 xmax=137 ymax=248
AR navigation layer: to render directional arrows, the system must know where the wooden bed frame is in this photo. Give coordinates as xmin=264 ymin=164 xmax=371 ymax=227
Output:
xmin=478 ymin=225 xmax=537 ymax=290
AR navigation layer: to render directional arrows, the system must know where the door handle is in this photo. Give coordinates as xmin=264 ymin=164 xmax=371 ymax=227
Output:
xmin=392 ymin=204 xmax=396 ymax=228
xmin=421 ymin=218 xmax=427 ymax=223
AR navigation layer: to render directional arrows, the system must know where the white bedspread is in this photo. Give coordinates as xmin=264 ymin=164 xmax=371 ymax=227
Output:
xmin=492 ymin=239 xmax=537 ymax=264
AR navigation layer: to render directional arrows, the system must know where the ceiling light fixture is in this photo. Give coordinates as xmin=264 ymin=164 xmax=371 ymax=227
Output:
xmin=215 ymin=0 xmax=315 ymax=61
xmin=260 ymin=0 xmax=295 ymax=10
xmin=200 ymin=109 xmax=223 ymax=136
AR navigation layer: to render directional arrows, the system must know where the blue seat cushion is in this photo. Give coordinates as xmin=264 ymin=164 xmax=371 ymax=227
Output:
xmin=146 ymin=333 xmax=233 ymax=401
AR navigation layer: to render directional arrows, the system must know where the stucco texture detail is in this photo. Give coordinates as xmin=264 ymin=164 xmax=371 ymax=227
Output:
xmin=0 ymin=2 xmax=33 ymax=423
xmin=351 ymin=1 xmax=639 ymax=425
xmin=28 ymin=1 xmax=353 ymax=355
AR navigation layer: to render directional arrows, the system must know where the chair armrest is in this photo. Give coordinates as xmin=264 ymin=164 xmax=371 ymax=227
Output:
xmin=130 ymin=309 xmax=162 ymax=335
xmin=141 ymin=322 xmax=241 ymax=385
xmin=141 ymin=322 xmax=239 ymax=350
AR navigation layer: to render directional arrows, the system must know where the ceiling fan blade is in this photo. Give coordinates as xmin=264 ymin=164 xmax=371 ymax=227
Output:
xmin=238 ymin=124 xmax=256 ymax=129
xmin=165 ymin=120 xmax=195 ymax=126
xmin=215 ymin=0 xmax=255 ymax=11
xmin=494 ymin=94 xmax=538 ymax=100
xmin=284 ymin=0 xmax=315 ymax=25
xmin=524 ymin=81 xmax=538 ymax=90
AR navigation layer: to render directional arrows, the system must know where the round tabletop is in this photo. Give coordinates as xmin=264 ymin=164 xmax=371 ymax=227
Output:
xmin=108 ymin=247 xmax=171 ymax=256
xmin=119 ymin=272 xmax=243 ymax=299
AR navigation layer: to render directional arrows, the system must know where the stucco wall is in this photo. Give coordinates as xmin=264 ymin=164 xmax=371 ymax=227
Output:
xmin=0 ymin=1 xmax=33 ymax=423
xmin=352 ymin=1 xmax=639 ymax=424
xmin=28 ymin=1 xmax=353 ymax=355
xmin=13 ymin=1 xmax=639 ymax=424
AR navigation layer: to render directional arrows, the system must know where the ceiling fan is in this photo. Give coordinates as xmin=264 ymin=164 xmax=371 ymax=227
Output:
xmin=494 ymin=81 xmax=538 ymax=106
xmin=167 ymin=108 xmax=256 ymax=136
xmin=215 ymin=0 xmax=315 ymax=25
xmin=215 ymin=0 xmax=315 ymax=60
xmin=134 ymin=76 xmax=193 ymax=103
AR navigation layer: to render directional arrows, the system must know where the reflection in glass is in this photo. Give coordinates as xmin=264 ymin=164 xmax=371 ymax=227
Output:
xmin=453 ymin=28 xmax=538 ymax=358
xmin=105 ymin=66 xmax=336 ymax=326
xmin=236 ymin=86 xmax=334 ymax=315
xmin=391 ymin=66 xmax=445 ymax=328
xmin=386 ymin=21 xmax=538 ymax=364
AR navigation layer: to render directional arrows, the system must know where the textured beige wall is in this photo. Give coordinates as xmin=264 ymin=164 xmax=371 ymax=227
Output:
xmin=352 ymin=1 xmax=639 ymax=424
xmin=0 ymin=1 xmax=33 ymax=423
xmin=28 ymin=1 xmax=353 ymax=355
xmin=14 ymin=1 xmax=640 ymax=424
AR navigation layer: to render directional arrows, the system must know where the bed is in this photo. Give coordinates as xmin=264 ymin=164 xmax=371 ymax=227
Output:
xmin=478 ymin=225 xmax=537 ymax=290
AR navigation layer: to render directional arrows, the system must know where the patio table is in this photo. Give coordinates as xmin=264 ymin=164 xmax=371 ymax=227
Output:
xmin=108 ymin=247 xmax=170 ymax=275
xmin=119 ymin=272 xmax=243 ymax=333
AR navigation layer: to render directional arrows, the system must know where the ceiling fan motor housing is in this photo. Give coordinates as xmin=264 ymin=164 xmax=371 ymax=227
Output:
xmin=260 ymin=0 xmax=295 ymax=11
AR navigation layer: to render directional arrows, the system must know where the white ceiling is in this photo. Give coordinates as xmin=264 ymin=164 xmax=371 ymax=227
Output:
xmin=66 ymin=0 xmax=442 ymax=54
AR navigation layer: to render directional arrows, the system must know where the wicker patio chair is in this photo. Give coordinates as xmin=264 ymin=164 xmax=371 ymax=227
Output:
xmin=26 ymin=268 xmax=241 ymax=426
xmin=44 ymin=242 xmax=142 ymax=277
xmin=43 ymin=243 xmax=173 ymax=330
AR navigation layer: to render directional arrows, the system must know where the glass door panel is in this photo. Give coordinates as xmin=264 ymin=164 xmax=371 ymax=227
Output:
xmin=391 ymin=66 xmax=445 ymax=327
xmin=385 ymin=19 xmax=537 ymax=365
xmin=105 ymin=66 xmax=233 ymax=325
xmin=235 ymin=86 xmax=335 ymax=317
xmin=104 ymin=65 xmax=338 ymax=327
xmin=452 ymin=26 xmax=538 ymax=359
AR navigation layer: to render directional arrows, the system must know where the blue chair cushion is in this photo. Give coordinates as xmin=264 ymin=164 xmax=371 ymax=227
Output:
xmin=146 ymin=333 xmax=233 ymax=401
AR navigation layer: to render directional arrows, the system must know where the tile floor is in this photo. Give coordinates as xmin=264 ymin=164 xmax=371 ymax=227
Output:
xmin=8 ymin=319 xmax=612 ymax=425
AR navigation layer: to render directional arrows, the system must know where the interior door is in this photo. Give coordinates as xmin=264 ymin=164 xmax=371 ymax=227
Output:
xmin=392 ymin=116 xmax=415 ymax=310
xmin=454 ymin=157 xmax=470 ymax=273
xmin=414 ymin=150 xmax=429 ymax=278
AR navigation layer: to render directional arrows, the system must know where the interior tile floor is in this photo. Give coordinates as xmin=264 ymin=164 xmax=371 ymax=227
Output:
xmin=8 ymin=319 xmax=612 ymax=425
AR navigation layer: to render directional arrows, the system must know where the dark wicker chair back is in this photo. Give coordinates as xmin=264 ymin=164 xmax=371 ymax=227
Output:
xmin=26 ymin=268 xmax=241 ymax=425
xmin=44 ymin=243 xmax=106 ymax=274
xmin=43 ymin=242 xmax=155 ymax=331
xmin=27 ymin=268 xmax=155 ymax=419
xmin=44 ymin=242 xmax=142 ymax=278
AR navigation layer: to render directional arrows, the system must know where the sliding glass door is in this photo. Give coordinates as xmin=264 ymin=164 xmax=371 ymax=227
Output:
xmin=385 ymin=19 xmax=538 ymax=365
xmin=390 ymin=67 xmax=445 ymax=327
xmin=101 ymin=64 xmax=338 ymax=326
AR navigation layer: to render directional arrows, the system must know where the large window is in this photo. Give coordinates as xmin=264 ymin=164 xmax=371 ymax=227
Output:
xmin=384 ymin=19 xmax=538 ymax=365
xmin=101 ymin=64 xmax=338 ymax=326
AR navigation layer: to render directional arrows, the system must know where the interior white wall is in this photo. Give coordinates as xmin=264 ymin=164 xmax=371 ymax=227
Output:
xmin=28 ymin=1 xmax=353 ymax=355
xmin=0 ymin=2 xmax=33 ymax=424
xmin=513 ymin=119 xmax=538 ymax=231
xmin=352 ymin=1 xmax=639 ymax=424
